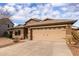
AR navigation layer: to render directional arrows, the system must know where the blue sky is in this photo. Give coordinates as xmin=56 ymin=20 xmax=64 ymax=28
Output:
xmin=0 ymin=3 xmax=79 ymax=27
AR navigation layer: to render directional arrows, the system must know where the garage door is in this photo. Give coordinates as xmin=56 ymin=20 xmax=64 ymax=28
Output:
xmin=32 ymin=27 xmax=66 ymax=41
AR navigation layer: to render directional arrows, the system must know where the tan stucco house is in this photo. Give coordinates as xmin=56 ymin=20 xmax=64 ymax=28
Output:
xmin=25 ymin=18 xmax=76 ymax=42
xmin=8 ymin=18 xmax=77 ymax=44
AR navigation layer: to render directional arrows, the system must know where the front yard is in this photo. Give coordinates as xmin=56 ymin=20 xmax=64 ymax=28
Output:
xmin=0 ymin=38 xmax=14 ymax=48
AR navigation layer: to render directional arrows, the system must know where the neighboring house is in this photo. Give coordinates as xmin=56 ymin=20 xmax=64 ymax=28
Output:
xmin=0 ymin=18 xmax=14 ymax=37
xmin=8 ymin=18 xmax=77 ymax=44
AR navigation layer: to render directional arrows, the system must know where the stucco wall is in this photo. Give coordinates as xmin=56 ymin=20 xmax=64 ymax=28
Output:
xmin=27 ymin=24 xmax=68 ymax=40
xmin=12 ymin=28 xmax=24 ymax=39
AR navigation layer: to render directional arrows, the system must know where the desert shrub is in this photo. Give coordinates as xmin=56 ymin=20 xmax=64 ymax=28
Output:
xmin=3 ymin=32 xmax=11 ymax=38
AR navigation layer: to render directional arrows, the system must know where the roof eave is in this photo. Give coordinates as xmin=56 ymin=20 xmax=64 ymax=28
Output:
xmin=25 ymin=20 xmax=77 ymax=27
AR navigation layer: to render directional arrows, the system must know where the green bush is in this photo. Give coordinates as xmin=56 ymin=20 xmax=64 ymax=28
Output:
xmin=3 ymin=32 xmax=11 ymax=38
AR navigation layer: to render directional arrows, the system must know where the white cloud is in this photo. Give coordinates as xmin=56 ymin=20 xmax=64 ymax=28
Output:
xmin=0 ymin=3 xmax=79 ymax=26
xmin=10 ymin=15 xmax=26 ymax=21
xmin=6 ymin=3 xmax=16 ymax=7
xmin=51 ymin=3 xmax=66 ymax=7
xmin=4 ymin=3 xmax=63 ymax=22
xmin=3 ymin=4 xmax=17 ymax=15
xmin=15 ymin=4 xmax=23 ymax=10
xmin=16 ymin=9 xmax=25 ymax=16
xmin=52 ymin=10 xmax=60 ymax=17
xmin=14 ymin=23 xmax=18 ymax=26
xmin=61 ymin=7 xmax=68 ymax=11
xmin=31 ymin=15 xmax=40 ymax=19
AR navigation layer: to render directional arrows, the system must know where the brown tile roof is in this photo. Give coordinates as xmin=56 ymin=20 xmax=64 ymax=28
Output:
xmin=0 ymin=18 xmax=14 ymax=25
xmin=0 ymin=19 xmax=7 ymax=24
xmin=25 ymin=18 xmax=77 ymax=27
xmin=8 ymin=25 xmax=24 ymax=30
xmin=25 ymin=18 xmax=41 ymax=25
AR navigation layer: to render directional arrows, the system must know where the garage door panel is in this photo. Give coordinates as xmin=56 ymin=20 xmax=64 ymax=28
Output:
xmin=32 ymin=28 xmax=66 ymax=41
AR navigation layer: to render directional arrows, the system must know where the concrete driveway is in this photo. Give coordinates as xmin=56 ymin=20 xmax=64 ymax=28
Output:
xmin=0 ymin=38 xmax=72 ymax=56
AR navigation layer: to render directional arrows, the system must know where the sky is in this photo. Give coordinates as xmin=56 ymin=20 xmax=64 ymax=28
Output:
xmin=0 ymin=3 xmax=79 ymax=27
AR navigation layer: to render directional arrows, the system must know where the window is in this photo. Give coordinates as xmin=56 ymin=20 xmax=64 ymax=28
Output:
xmin=15 ymin=31 xmax=18 ymax=35
xmin=8 ymin=24 xmax=9 ymax=28
xmin=15 ymin=30 xmax=21 ymax=36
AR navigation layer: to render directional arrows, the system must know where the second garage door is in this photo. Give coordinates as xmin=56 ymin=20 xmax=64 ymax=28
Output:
xmin=32 ymin=27 xmax=66 ymax=41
